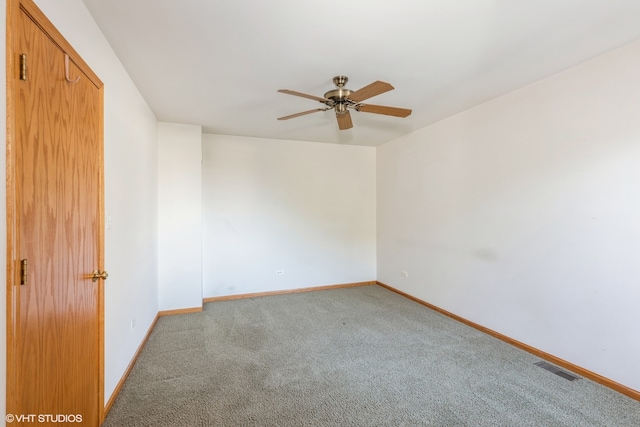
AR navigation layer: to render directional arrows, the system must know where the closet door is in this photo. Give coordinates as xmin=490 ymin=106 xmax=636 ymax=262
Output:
xmin=7 ymin=0 xmax=105 ymax=425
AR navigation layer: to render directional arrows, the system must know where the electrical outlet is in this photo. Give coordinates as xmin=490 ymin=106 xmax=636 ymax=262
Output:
xmin=276 ymin=270 xmax=284 ymax=276
xmin=130 ymin=318 xmax=136 ymax=330
xmin=401 ymin=271 xmax=409 ymax=278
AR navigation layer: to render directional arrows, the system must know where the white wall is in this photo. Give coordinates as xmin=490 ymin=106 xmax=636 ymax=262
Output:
xmin=158 ymin=122 xmax=203 ymax=311
xmin=33 ymin=0 xmax=159 ymax=404
xmin=377 ymin=40 xmax=640 ymax=392
xmin=202 ymin=135 xmax=376 ymax=297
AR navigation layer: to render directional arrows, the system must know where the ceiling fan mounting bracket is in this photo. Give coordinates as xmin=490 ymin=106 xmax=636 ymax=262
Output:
xmin=333 ymin=75 xmax=348 ymax=88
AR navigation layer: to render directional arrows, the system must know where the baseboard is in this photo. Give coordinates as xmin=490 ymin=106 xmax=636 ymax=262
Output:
xmin=103 ymin=283 xmax=374 ymax=415
xmin=376 ymin=281 xmax=640 ymax=402
xmin=104 ymin=313 xmax=160 ymax=416
xmin=203 ymin=281 xmax=376 ymax=303
xmin=104 ymin=305 xmax=204 ymax=415
xmin=158 ymin=306 xmax=203 ymax=317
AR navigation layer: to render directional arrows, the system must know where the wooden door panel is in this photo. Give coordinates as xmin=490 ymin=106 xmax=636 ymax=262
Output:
xmin=16 ymin=7 xmax=67 ymax=415
xmin=7 ymin=0 xmax=104 ymax=424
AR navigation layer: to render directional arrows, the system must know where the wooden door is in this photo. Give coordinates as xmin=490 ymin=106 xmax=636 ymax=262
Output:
xmin=6 ymin=0 xmax=105 ymax=425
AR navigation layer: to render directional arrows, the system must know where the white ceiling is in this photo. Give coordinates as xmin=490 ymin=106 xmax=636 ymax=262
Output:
xmin=81 ymin=0 xmax=640 ymax=146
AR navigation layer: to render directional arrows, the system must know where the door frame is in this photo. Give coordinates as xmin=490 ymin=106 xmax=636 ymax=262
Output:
xmin=5 ymin=0 xmax=105 ymax=422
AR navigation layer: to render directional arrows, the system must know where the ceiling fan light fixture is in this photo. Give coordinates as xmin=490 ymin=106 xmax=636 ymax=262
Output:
xmin=335 ymin=103 xmax=348 ymax=115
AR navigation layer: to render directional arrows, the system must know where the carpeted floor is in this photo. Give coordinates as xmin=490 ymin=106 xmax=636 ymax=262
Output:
xmin=104 ymin=285 xmax=640 ymax=426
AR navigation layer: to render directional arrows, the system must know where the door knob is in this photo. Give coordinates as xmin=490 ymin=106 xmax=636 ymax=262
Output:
xmin=91 ymin=270 xmax=109 ymax=282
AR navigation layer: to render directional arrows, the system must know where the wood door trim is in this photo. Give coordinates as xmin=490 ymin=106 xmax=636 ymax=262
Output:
xmin=15 ymin=0 xmax=103 ymax=88
xmin=5 ymin=0 xmax=105 ymax=422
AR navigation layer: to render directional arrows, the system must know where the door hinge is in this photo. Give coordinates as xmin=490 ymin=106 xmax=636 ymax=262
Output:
xmin=20 ymin=53 xmax=27 ymax=81
xmin=20 ymin=259 xmax=28 ymax=285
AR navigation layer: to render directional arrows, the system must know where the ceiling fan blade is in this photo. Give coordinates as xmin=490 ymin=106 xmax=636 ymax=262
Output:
xmin=278 ymin=89 xmax=327 ymax=103
xmin=336 ymin=111 xmax=353 ymax=130
xmin=358 ymin=104 xmax=412 ymax=118
xmin=278 ymin=108 xmax=326 ymax=120
xmin=348 ymin=81 xmax=394 ymax=102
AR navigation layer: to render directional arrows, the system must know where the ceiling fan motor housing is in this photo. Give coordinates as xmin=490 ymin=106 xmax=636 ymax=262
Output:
xmin=324 ymin=88 xmax=352 ymax=101
xmin=325 ymin=76 xmax=353 ymax=115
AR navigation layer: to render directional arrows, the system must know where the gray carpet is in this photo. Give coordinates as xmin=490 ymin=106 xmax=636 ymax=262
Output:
xmin=104 ymin=285 xmax=640 ymax=426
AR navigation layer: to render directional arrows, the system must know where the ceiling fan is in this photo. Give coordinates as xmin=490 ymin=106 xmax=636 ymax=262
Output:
xmin=277 ymin=76 xmax=411 ymax=130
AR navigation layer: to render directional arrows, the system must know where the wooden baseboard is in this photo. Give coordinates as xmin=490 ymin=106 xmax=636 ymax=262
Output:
xmin=104 ymin=305 xmax=203 ymax=415
xmin=103 ymin=282 xmax=374 ymax=415
xmin=104 ymin=313 xmax=160 ymax=416
xmin=203 ymin=281 xmax=376 ymax=303
xmin=376 ymin=281 xmax=640 ymax=402
xmin=158 ymin=306 xmax=203 ymax=317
